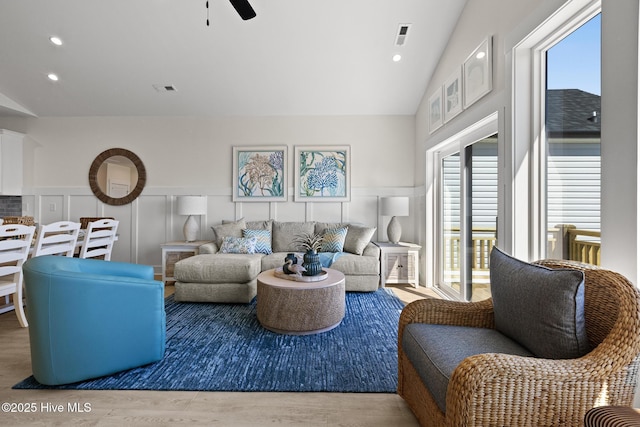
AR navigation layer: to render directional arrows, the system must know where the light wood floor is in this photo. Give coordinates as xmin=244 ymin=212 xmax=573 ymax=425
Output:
xmin=0 ymin=283 xmax=438 ymax=426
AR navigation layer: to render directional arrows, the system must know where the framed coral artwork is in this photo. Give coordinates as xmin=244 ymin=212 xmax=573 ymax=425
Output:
xmin=294 ymin=145 xmax=351 ymax=202
xmin=232 ymin=146 xmax=287 ymax=202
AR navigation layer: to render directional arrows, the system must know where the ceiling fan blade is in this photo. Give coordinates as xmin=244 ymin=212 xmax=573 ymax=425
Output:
xmin=229 ymin=0 xmax=256 ymax=20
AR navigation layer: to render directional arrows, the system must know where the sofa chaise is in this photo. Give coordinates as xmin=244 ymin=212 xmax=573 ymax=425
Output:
xmin=173 ymin=219 xmax=379 ymax=303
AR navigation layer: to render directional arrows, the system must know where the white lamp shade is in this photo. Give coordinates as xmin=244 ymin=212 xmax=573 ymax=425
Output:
xmin=177 ymin=196 xmax=207 ymax=216
xmin=380 ymin=196 xmax=409 ymax=217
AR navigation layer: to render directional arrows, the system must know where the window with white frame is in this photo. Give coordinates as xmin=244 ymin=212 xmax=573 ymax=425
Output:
xmin=510 ymin=0 xmax=601 ymax=263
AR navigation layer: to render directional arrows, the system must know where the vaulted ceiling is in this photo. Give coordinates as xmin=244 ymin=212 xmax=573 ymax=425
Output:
xmin=0 ymin=0 xmax=467 ymax=117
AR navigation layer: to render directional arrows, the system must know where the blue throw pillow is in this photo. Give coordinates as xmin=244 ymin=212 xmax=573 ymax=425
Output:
xmin=242 ymin=229 xmax=272 ymax=254
xmin=320 ymin=227 xmax=348 ymax=253
xmin=220 ymin=236 xmax=257 ymax=254
xmin=489 ymin=247 xmax=590 ymax=359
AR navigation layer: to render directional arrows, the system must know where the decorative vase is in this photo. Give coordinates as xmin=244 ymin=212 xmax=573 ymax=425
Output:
xmin=302 ymin=250 xmax=322 ymax=276
xmin=283 ymin=253 xmax=297 ymax=274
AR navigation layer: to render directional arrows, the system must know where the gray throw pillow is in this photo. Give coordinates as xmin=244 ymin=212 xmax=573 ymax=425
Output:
xmin=490 ymin=247 xmax=590 ymax=359
xmin=315 ymin=222 xmax=347 ymax=235
xmin=343 ymin=225 xmax=376 ymax=255
xmin=246 ymin=219 xmax=273 ymax=233
xmin=271 ymin=221 xmax=316 ymax=252
xmin=211 ymin=219 xmax=246 ymax=247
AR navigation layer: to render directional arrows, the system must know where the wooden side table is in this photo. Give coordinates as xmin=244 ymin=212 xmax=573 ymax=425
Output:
xmin=374 ymin=242 xmax=421 ymax=288
xmin=160 ymin=240 xmax=210 ymax=284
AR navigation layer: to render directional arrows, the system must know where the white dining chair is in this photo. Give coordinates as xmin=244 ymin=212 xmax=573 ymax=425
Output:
xmin=0 ymin=224 xmax=36 ymax=327
xmin=79 ymin=219 xmax=119 ymax=260
xmin=32 ymin=221 xmax=81 ymax=258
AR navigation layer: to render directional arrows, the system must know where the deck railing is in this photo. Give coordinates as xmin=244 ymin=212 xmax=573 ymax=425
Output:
xmin=547 ymin=224 xmax=601 ymax=266
xmin=444 ymin=224 xmax=601 ymax=278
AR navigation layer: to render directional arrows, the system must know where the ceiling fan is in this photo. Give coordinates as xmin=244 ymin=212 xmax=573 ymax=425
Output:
xmin=229 ymin=0 xmax=256 ymax=20
xmin=206 ymin=0 xmax=256 ymax=25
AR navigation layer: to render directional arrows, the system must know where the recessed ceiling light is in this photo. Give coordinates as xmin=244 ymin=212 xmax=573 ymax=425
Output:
xmin=392 ymin=54 xmax=402 ymax=62
xmin=47 ymin=73 xmax=59 ymax=81
xmin=476 ymin=51 xmax=486 ymax=59
xmin=49 ymin=36 xmax=63 ymax=46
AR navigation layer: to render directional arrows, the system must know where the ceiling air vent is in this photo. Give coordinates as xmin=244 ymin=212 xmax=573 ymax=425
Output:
xmin=153 ymin=84 xmax=178 ymax=93
xmin=395 ymin=24 xmax=411 ymax=46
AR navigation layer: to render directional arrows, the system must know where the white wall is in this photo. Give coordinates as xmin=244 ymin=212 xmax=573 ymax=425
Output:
xmin=413 ymin=0 xmax=640 ymax=286
xmin=412 ymin=0 xmax=563 ymax=283
xmin=0 ymin=115 xmax=417 ymax=269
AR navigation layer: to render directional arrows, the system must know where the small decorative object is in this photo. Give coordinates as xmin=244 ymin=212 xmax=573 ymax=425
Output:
xmin=274 ymin=267 xmax=327 ymax=282
xmin=302 ymin=250 xmax=322 ymax=277
xmin=380 ymin=196 xmax=409 ymax=244
xmin=292 ymin=232 xmax=324 ymax=276
xmin=282 ymin=253 xmax=298 ymax=274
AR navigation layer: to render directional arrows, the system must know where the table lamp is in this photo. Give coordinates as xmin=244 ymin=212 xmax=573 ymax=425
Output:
xmin=177 ymin=196 xmax=207 ymax=242
xmin=380 ymin=196 xmax=409 ymax=243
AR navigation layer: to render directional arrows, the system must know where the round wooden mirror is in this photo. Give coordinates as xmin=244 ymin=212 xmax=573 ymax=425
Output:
xmin=88 ymin=148 xmax=146 ymax=206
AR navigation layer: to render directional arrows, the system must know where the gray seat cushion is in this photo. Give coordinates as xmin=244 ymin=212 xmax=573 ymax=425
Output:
xmin=330 ymin=252 xmax=379 ymax=275
xmin=490 ymin=247 xmax=590 ymax=359
xmin=402 ymin=323 xmax=534 ymax=413
xmin=261 ymin=252 xmax=294 ymax=271
xmin=174 ymin=254 xmax=263 ymax=283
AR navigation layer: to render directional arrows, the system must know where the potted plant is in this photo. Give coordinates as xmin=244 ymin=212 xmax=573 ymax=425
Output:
xmin=292 ymin=232 xmax=324 ymax=276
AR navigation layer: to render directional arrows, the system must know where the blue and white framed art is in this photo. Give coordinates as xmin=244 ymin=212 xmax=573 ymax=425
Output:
xmin=294 ymin=145 xmax=351 ymax=202
xmin=232 ymin=146 xmax=287 ymax=202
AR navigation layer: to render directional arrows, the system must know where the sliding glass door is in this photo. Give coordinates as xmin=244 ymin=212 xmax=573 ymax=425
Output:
xmin=438 ymin=134 xmax=497 ymax=301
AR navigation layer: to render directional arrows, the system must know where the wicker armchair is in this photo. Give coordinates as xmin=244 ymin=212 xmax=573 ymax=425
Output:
xmin=398 ymin=260 xmax=640 ymax=427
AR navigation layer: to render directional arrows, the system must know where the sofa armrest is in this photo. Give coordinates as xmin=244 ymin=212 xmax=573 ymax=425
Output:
xmin=362 ymin=242 xmax=380 ymax=258
xmin=199 ymin=242 xmax=219 ymax=254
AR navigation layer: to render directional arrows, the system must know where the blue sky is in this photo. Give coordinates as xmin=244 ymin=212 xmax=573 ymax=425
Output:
xmin=546 ymin=13 xmax=601 ymax=95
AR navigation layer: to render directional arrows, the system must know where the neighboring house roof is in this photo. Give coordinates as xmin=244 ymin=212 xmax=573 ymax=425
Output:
xmin=546 ymin=89 xmax=601 ymax=137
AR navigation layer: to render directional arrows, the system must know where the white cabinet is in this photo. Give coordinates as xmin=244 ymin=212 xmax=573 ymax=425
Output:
xmin=0 ymin=129 xmax=24 ymax=195
xmin=374 ymin=242 xmax=421 ymax=288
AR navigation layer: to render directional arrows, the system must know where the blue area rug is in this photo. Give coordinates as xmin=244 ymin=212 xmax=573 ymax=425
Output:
xmin=14 ymin=289 xmax=404 ymax=392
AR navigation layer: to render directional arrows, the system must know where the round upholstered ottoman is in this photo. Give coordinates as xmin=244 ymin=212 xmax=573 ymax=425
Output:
xmin=256 ymin=268 xmax=345 ymax=335
xmin=173 ymin=254 xmax=263 ymax=303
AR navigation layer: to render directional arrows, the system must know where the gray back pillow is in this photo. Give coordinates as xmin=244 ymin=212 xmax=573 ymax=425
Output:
xmin=490 ymin=247 xmax=590 ymax=359
xmin=272 ymin=221 xmax=316 ymax=252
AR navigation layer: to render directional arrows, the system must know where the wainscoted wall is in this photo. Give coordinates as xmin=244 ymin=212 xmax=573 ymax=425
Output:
xmin=2 ymin=114 xmax=419 ymax=277
xmin=21 ymin=186 xmax=418 ymax=274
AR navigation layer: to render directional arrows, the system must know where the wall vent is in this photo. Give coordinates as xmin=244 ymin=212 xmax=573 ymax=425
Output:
xmin=395 ymin=24 xmax=411 ymax=46
xmin=153 ymin=84 xmax=178 ymax=93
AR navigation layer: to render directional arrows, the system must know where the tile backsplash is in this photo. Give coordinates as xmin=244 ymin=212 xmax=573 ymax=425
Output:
xmin=0 ymin=196 xmax=23 ymax=218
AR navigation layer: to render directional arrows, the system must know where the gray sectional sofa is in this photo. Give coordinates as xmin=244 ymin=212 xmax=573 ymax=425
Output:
xmin=173 ymin=219 xmax=380 ymax=303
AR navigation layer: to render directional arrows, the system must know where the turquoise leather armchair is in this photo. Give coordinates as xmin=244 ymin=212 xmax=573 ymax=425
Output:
xmin=23 ymin=256 xmax=166 ymax=385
